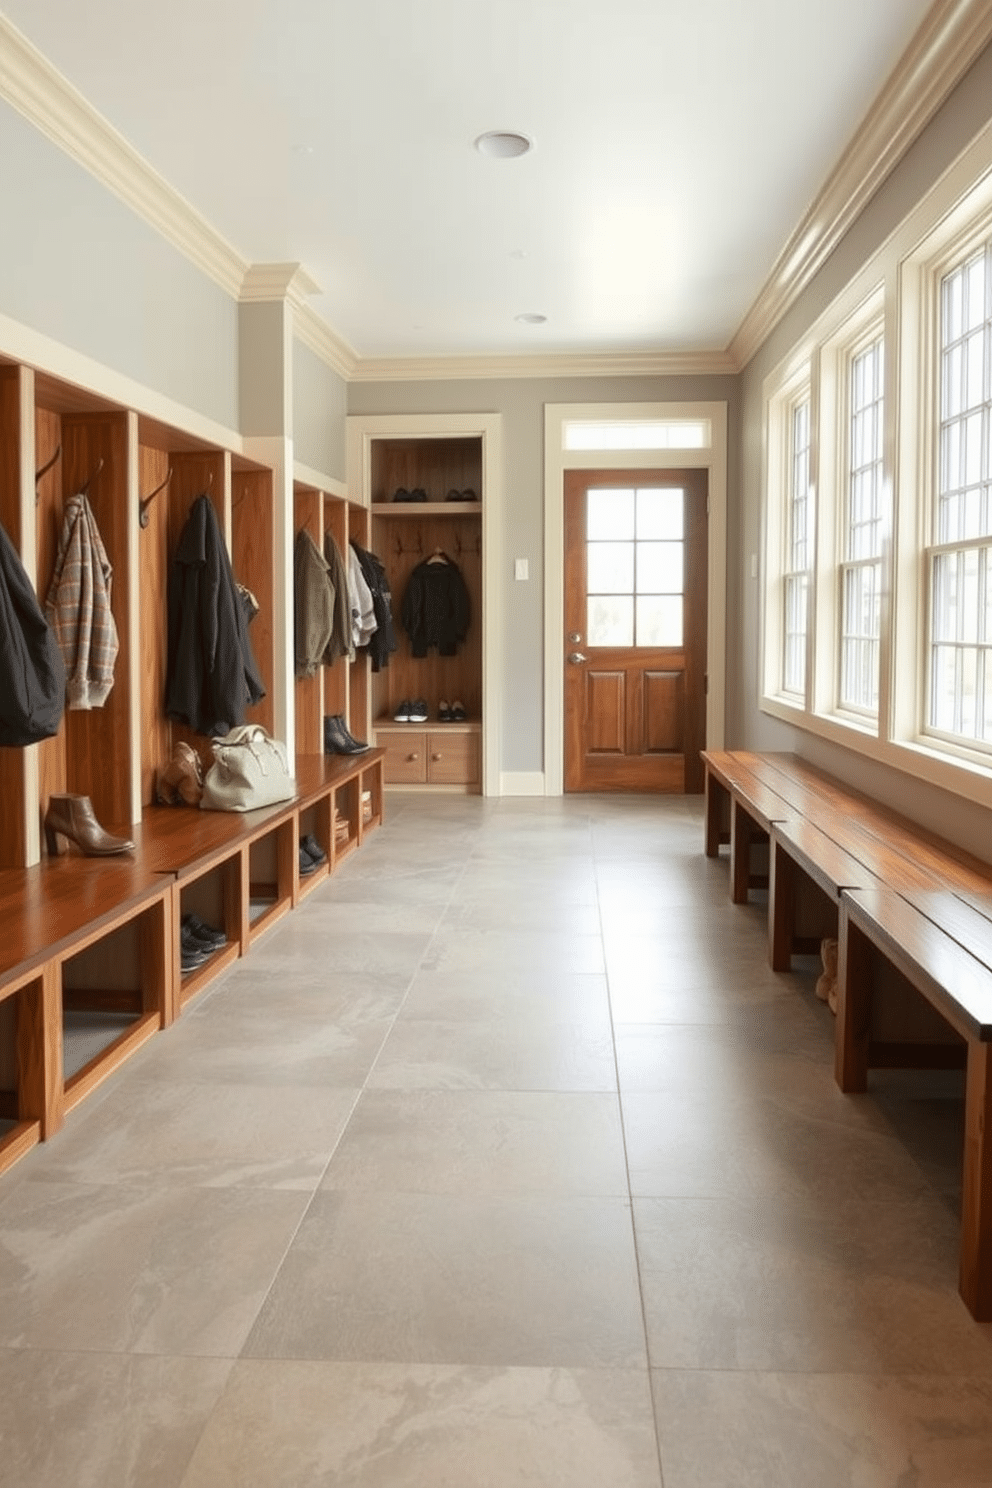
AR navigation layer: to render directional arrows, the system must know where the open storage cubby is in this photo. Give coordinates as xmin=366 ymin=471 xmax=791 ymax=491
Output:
xmin=367 ymin=436 xmax=483 ymax=791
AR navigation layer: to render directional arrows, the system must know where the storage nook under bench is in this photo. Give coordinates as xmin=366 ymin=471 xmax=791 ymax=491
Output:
xmin=703 ymin=750 xmax=992 ymax=1320
xmin=0 ymin=750 xmax=383 ymax=1178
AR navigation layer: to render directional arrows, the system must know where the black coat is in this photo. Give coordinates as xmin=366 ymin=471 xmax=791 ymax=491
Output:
xmin=165 ymin=495 xmax=265 ymax=735
xmin=401 ymin=554 xmax=470 ymax=657
xmin=0 ymin=519 xmax=65 ymax=746
xmin=351 ymin=540 xmax=397 ymax=672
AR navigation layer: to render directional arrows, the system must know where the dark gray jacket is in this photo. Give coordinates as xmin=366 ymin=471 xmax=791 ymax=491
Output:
xmin=0 ymin=518 xmax=65 ymax=746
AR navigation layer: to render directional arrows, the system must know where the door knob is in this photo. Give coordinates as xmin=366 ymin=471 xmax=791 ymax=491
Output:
xmin=568 ymin=633 xmax=582 ymax=644
xmin=567 ymin=651 xmax=587 ymax=665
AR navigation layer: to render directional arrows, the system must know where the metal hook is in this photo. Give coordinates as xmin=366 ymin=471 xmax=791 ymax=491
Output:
xmin=35 ymin=443 xmax=62 ymax=503
xmin=80 ymin=456 xmax=104 ymax=495
xmin=139 ymin=466 xmax=173 ymax=529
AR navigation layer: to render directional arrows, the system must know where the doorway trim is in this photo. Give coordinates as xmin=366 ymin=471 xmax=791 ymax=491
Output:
xmin=544 ymin=401 xmax=727 ymax=797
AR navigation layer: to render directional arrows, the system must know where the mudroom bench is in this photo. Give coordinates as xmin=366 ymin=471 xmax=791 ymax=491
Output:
xmin=0 ymin=749 xmax=384 ymax=1181
xmin=702 ymin=749 xmax=992 ymax=1319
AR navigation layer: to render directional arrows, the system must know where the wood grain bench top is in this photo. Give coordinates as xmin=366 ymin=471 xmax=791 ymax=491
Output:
xmin=0 ymin=858 xmax=172 ymax=990
xmin=843 ymin=885 xmax=992 ymax=1042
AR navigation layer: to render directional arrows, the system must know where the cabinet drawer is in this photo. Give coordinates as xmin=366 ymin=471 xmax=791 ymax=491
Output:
xmin=380 ymin=730 xmax=428 ymax=784
xmin=427 ymin=730 xmax=479 ymax=785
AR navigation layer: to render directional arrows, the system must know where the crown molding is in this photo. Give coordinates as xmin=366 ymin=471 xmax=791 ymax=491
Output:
xmin=0 ymin=13 xmax=249 ymax=298
xmin=349 ymin=348 xmax=737 ymax=383
xmin=730 ymin=0 xmax=992 ymax=369
xmin=240 ymin=262 xmax=322 ymax=306
xmin=291 ymin=302 xmax=359 ymax=381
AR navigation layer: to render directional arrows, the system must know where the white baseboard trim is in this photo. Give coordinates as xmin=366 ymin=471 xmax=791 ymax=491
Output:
xmin=499 ymin=771 xmax=547 ymax=796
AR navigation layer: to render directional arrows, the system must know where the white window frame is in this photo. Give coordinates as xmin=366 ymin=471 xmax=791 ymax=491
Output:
xmin=762 ymin=358 xmax=813 ymax=712
xmin=760 ymin=115 xmax=992 ymax=809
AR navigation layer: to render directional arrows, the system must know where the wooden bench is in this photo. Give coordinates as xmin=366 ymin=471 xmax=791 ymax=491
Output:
xmin=0 ymin=749 xmax=384 ymax=1175
xmin=702 ymin=749 xmax=992 ymax=1319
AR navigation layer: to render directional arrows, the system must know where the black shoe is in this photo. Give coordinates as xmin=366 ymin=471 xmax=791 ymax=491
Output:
xmin=180 ymin=922 xmax=213 ymax=972
xmin=408 ymin=698 xmax=428 ymax=723
xmin=181 ymin=912 xmax=226 ymax=949
xmin=393 ymin=700 xmax=412 ymax=723
xmin=299 ymin=846 xmax=319 ymax=877
xmin=333 ymin=715 xmax=370 ymax=752
xmin=438 ymin=700 xmax=452 ymax=722
xmin=450 ymin=700 xmax=467 ymax=722
xmin=324 ymin=715 xmax=370 ymax=755
xmin=300 ymin=833 xmax=327 ymax=866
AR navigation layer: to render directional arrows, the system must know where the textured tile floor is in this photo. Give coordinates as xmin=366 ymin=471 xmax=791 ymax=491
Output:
xmin=1 ymin=792 xmax=991 ymax=1487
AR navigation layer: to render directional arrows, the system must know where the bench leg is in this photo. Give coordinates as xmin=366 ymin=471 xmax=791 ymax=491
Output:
xmin=768 ymin=838 xmax=795 ymax=971
xmin=17 ymin=964 xmax=64 ymax=1140
xmin=961 ymin=1040 xmax=992 ymax=1320
xmin=730 ymin=801 xmax=753 ymax=904
xmin=835 ymin=906 xmax=870 ymax=1094
xmin=704 ymin=772 xmax=727 ymax=858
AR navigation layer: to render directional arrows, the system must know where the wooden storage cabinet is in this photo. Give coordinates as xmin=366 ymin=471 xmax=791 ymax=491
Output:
xmin=378 ymin=724 xmax=480 ymax=786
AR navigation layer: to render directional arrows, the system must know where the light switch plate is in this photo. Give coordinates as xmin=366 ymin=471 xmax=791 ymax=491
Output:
xmin=514 ymin=558 xmax=529 ymax=581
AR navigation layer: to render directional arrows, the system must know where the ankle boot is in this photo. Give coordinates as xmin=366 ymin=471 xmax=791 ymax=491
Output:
xmin=324 ymin=715 xmax=370 ymax=755
xmin=44 ymin=794 xmax=135 ymax=856
xmin=156 ymin=741 xmax=204 ymax=805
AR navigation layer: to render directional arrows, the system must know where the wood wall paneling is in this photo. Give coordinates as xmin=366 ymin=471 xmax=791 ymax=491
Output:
xmin=138 ymin=444 xmax=172 ymax=806
xmin=232 ymin=468 xmax=275 ymax=737
xmin=0 ymin=370 xmax=29 ymax=867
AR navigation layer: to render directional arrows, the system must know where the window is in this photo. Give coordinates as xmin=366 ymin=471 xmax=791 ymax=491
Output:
xmin=927 ymin=241 xmax=992 ymax=749
xmin=585 ymin=486 xmax=684 ymax=647
xmin=839 ymin=334 xmax=885 ymax=715
xmin=783 ymin=395 xmax=812 ymax=696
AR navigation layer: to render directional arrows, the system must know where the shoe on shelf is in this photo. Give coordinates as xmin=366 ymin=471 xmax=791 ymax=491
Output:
xmin=300 ymin=833 xmax=327 ymax=866
xmin=438 ymin=700 xmax=452 ymax=722
xmin=408 ymin=698 xmax=429 ymax=723
xmin=299 ymin=845 xmax=319 ymax=878
xmin=180 ymin=912 xmax=226 ymax=949
xmin=324 ymin=714 xmax=370 ymax=755
xmin=179 ymin=921 xmax=213 ymax=973
xmin=450 ymin=700 xmax=467 ymax=722
xmin=44 ymin=793 xmax=135 ymax=857
xmin=393 ymin=699 xmax=412 ymax=722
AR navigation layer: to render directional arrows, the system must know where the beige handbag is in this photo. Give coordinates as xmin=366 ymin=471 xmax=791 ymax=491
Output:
xmin=201 ymin=724 xmax=295 ymax=812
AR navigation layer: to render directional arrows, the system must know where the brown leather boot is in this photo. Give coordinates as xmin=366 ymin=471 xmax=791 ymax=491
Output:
xmin=156 ymin=742 xmax=204 ymax=806
xmin=44 ymin=794 xmax=135 ymax=856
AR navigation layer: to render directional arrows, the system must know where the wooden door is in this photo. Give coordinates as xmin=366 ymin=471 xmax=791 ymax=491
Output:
xmin=564 ymin=469 xmax=707 ymax=793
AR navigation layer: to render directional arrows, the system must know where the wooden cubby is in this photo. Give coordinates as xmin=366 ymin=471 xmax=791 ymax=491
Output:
xmin=0 ymin=350 xmax=390 ymax=1187
xmin=367 ymin=435 xmax=484 ymax=791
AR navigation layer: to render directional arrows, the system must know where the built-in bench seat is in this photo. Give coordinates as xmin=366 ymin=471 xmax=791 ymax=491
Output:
xmin=702 ymin=749 xmax=992 ymax=1319
xmin=0 ymin=749 xmax=384 ymax=1179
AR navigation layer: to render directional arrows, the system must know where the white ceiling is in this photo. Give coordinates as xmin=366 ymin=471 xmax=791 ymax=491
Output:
xmin=1 ymin=0 xmax=938 ymax=362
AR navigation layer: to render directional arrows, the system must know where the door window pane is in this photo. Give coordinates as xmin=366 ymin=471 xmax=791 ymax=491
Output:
xmin=587 ymin=489 xmax=634 ymax=540
xmin=636 ymin=487 xmax=684 ymax=539
xmin=637 ymin=541 xmax=683 ymax=593
xmin=637 ymin=595 xmax=683 ymax=646
xmin=587 ymin=541 xmax=634 ymax=593
xmin=588 ymin=595 xmax=633 ymax=646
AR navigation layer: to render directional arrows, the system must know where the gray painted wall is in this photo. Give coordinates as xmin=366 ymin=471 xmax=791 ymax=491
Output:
xmin=736 ymin=41 xmax=992 ymax=860
xmin=349 ymin=373 xmax=739 ymax=775
xmin=0 ymin=99 xmax=239 ymax=430
xmin=293 ymin=338 xmax=347 ymax=482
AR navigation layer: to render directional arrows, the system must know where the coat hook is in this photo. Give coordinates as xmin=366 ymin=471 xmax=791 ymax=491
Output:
xmin=35 ymin=443 xmax=62 ymax=503
xmin=80 ymin=456 xmax=104 ymax=495
xmin=139 ymin=467 xmax=173 ymax=529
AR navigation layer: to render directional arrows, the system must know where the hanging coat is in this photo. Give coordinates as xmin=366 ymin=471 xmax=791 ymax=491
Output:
xmin=321 ymin=533 xmax=354 ymax=666
xmin=0 ymin=519 xmax=65 ymax=745
xmin=165 ymin=494 xmax=265 ymax=736
xmin=45 ymin=492 xmax=118 ymax=709
xmin=293 ymin=529 xmax=335 ymax=678
xmin=401 ymin=553 xmax=471 ymax=656
xmin=351 ymin=540 xmax=397 ymax=672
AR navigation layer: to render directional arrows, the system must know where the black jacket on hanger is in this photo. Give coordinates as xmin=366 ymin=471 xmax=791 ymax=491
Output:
xmin=165 ymin=494 xmax=265 ymax=735
xmin=0 ymin=518 xmax=65 ymax=746
xmin=400 ymin=553 xmax=471 ymax=657
xmin=351 ymin=540 xmax=397 ymax=672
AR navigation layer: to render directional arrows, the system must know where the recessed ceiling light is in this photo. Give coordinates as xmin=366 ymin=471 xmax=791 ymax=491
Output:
xmin=475 ymin=131 xmax=533 ymax=159
xmin=515 ymin=312 xmax=547 ymax=325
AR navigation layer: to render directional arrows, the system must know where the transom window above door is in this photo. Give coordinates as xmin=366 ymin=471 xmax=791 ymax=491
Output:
xmin=586 ymin=486 xmax=685 ymax=647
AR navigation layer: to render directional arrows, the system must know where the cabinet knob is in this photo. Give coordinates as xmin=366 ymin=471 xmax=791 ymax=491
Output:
xmin=407 ymin=752 xmax=419 ymax=761
xmin=432 ymin=752 xmax=442 ymax=761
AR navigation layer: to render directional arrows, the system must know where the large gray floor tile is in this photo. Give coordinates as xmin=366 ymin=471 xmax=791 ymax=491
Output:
xmin=244 ymin=1191 xmax=646 ymax=1368
xmin=651 ymin=1371 xmax=992 ymax=1488
xmin=322 ymin=1089 xmax=629 ymax=1196
xmin=367 ymin=1017 xmax=617 ymax=1092
xmin=0 ymin=1349 xmax=232 ymax=1488
xmin=180 ymin=1360 xmax=663 ymax=1488
xmin=0 ymin=1180 xmax=308 ymax=1355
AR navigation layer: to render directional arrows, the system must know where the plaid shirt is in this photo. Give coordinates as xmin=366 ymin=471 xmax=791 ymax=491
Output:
xmin=45 ymin=493 xmax=118 ymax=709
